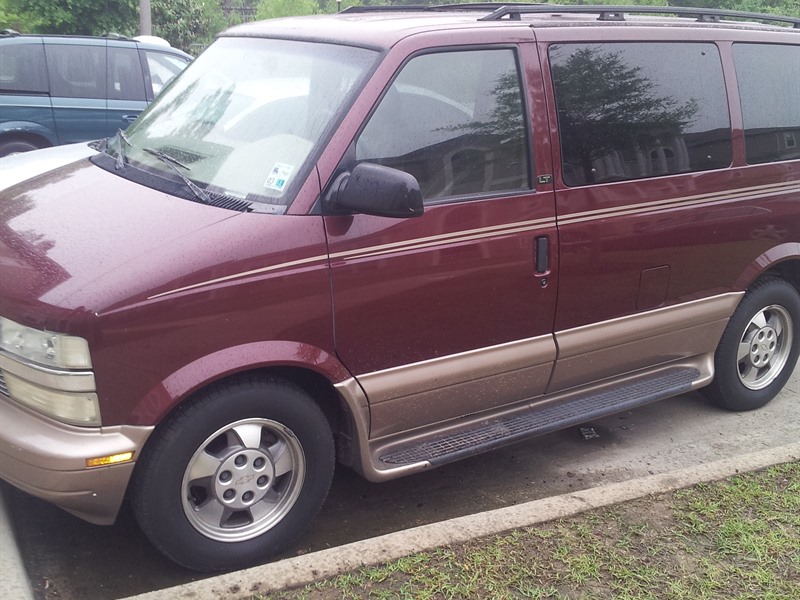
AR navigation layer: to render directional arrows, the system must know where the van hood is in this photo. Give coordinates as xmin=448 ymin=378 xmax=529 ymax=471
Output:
xmin=0 ymin=159 xmax=238 ymax=320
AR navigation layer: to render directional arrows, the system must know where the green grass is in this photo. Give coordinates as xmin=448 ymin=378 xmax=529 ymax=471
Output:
xmin=254 ymin=462 xmax=800 ymax=600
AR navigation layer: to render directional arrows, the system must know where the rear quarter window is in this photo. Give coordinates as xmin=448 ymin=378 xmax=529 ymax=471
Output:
xmin=733 ymin=43 xmax=800 ymax=164
xmin=549 ymin=42 xmax=732 ymax=186
xmin=0 ymin=42 xmax=48 ymax=93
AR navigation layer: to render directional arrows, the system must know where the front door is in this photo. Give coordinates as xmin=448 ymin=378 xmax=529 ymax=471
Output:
xmin=324 ymin=47 xmax=559 ymax=438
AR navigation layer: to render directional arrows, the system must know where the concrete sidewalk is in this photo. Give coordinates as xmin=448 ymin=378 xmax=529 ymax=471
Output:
xmin=2 ymin=443 xmax=798 ymax=600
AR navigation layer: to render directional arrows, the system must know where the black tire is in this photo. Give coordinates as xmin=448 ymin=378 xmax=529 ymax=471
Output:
xmin=703 ymin=278 xmax=799 ymax=411
xmin=129 ymin=375 xmax=335 ymax=571
xmin=0 ymin=138 xmax=42 ymax=157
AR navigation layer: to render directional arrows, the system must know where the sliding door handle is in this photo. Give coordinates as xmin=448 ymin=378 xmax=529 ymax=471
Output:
xmin=534 ymin=236 xmax=549 ymax=274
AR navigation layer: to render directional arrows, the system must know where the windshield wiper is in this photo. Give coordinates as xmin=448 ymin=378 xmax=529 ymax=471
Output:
xmin=143 ymin=147 xmax=212 ymax=205
xmin=115 ymin=129 xmax=132 ymax=171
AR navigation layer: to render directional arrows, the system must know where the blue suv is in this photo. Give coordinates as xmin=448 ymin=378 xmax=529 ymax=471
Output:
xmin=0 ymin=32 xmax=191 ymax=156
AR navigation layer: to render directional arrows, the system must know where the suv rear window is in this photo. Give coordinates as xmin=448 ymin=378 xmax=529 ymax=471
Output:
xmin=549 ymin=42 xmax=732 ymax=186
xmin=733 ymin=43 xmax=800 ymax=164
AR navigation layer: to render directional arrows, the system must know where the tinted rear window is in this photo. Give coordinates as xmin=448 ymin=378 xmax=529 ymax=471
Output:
xmin=549 ymin=42 xmax=732 ymax=186
xmin=734 ymin=43 xmax=800 ymax=164
xmin=0 ymin=42 xmax=48 ymax=93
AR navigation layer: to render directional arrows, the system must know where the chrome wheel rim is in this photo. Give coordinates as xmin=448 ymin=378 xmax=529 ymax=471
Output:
xmin=181 ymin=418 xmax=305 ymax=542
xmin=737 ymin=304 xmax=793 ymax=391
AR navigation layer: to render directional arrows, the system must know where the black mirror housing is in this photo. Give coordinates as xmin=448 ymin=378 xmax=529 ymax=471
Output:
xmin=327 ymin=162 xmax=423 ymax=218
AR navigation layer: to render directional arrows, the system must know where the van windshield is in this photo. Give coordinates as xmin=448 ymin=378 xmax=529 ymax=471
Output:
xmin=112 ymin=37 xmax=377 ymax=211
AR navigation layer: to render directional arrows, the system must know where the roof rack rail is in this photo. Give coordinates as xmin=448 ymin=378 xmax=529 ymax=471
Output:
xmin=478 ymin=4 xmax=800 ymax=29
xmin=341 ymin=3 xmax=549 ymax=14
xmin=1 ymin=29 xmax=21 ymax=36
xmin=342 ymin=4 xmax=430 ymax=13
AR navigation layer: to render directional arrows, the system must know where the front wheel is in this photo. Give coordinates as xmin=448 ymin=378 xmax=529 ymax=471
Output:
xmin=704 ymin=278 xmax=799 ymax=411
xmin=130 ymin=376 xmax=335 ymax=571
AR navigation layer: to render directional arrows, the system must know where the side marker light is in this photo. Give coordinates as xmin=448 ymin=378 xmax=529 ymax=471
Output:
xmin=86 ymin=452 xmax=134 ymax=468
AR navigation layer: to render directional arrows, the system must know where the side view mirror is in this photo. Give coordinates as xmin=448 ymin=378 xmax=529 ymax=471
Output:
xmin=325 ymin=162 xmax=423 ymax=218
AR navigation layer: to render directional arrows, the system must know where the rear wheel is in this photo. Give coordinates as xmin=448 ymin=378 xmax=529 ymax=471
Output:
xmin=0 ymin=138 xmax=42 ymax=157
xmin=704 ymin=278 xmax=799 ymax=411
xmin=130 ymin=375 xmax=334 ymax=571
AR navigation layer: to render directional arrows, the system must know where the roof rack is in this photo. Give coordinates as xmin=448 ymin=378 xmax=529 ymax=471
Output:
xmin=478 ymin=4 xmax=800 ymax=29
xmin=341 ymin=3 xmax=548 ymax=14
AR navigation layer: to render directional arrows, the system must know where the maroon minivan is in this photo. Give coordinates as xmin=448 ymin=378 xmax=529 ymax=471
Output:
xmin=1 ymin=5 xmax=798 ymax=571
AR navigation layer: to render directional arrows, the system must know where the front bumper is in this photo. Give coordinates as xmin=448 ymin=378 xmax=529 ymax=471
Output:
xmin=0 ymin=393 xmax=152 ymax=524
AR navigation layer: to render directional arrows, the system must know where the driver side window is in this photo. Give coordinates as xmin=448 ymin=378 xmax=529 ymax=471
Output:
xmin=356 ymin=48 xmax=531 ymax=203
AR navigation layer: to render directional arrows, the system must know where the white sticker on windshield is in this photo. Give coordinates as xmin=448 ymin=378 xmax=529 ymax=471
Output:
xmin=264 ymin=163 xmax=294 ymax=192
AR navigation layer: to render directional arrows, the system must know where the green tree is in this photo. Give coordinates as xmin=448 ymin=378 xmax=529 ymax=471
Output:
xmin=0 ymin=0 xmax=138 ymax=35
xmin=256 ymin=0 xmax=319 ymax=19
xmin=0 ymin=0 xmax=225 ymax=52
xmin=153 ymin=0 xmax=225 ymax=51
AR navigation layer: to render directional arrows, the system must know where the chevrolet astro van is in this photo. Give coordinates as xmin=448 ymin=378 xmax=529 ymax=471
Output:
xmin=1 ymin=4 xmax=798 ymax=571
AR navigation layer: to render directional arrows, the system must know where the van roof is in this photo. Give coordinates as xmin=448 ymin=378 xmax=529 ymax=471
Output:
xmin=223 ymin=4 xmax=800 ymax=49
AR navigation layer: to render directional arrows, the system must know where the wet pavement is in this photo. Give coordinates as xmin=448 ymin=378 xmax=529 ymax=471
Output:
xmin=5 ymin=364 xmax=798 ymax=600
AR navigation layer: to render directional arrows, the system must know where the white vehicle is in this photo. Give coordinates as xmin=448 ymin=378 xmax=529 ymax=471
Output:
xmin=0 ymin=142 xmax=98 ymax=191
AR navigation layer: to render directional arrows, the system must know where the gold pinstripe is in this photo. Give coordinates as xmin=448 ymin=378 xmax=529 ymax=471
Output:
xmin=329 ymin=216 xmax=556 ymax=261
xmin=147 ymin=217 xmax=557 ymax=299
xmin=147 ymin=254 xmax=329 ymax=300
xmin=147 ymin=181 xmax=796 ymax=300
xmin=559 ymin=181 xmax=798 ymax=225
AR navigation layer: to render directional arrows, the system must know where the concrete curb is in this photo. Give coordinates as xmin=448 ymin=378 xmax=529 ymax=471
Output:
xmin=119 ymin=442 xmax=800 ymax=600
xmin=0 ymin=487 xmax=34 ymax=600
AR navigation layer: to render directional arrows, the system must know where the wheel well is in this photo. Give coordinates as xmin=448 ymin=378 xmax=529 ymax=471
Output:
xmin=0 ymin=131 xmax=52 ymax=150
xmin=176 ymin=366 xmax=356 ymax=466
xmin=757 ymin=259 xmax=800 ymax=295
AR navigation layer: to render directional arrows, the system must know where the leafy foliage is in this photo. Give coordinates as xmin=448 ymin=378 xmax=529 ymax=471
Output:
xmin=153 ymin=0 xmax=224 ymax=51
xmin=256 ymin=0 xmax=319 ymax=20
xmin=0 ymin=0 xmax=224 ymax=52
xmin=0 ymin=0 xmax=138 ymax=35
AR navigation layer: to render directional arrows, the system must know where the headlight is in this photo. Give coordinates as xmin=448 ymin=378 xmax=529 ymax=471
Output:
xmin=0 ymin=316 xmax=92 ymax=369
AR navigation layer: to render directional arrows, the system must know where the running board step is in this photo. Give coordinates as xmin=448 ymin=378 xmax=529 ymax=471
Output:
xmin=379 ymin=367 xmax=700 ymax=467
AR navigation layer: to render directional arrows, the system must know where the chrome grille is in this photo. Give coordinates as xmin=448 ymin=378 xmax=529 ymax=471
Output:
xmin=0 ymin=369 xmax=8 ymax=397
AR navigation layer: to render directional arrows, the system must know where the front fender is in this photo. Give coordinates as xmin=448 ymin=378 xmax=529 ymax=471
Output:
xmin=128 ymin=341 xmax=354 ymax=425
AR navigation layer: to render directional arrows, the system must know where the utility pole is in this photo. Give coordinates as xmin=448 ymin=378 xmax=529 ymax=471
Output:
xmin=140 ymin=0 xmax=152 ymax=35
